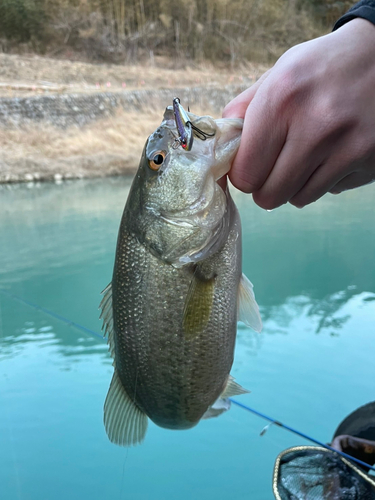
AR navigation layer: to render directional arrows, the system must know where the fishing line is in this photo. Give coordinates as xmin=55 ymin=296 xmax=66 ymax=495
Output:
xmin=2 ymin=288 xmax=375 ymax=473
xmin=0 ymin=292 xmax=23 ymax=498
xmin=0 ymin=289 xmax=103 ymax=339
xmin=119 ymin=447 xmax=130 ymax=500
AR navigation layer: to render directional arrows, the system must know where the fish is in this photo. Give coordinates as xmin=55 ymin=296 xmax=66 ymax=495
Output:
xmin=100 ymin=100 xmax=262 ymax=446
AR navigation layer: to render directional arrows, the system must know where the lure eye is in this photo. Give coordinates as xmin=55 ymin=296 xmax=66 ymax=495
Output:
xmin=148 ymin=150 xmax=166 ymax=171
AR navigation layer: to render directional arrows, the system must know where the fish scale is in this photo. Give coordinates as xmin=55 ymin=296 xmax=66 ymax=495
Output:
xmin=112 ymin=223 xmax=238 ymax=428
xmin=100 ymin=103 xmax=262 ymax=446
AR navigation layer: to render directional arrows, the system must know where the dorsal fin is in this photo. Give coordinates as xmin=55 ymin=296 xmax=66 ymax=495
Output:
xmin=99 ymin=283 xmax=115 ymax=358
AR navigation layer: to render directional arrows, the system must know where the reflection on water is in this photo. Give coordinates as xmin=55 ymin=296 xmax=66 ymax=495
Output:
xmin=0 ymin=323 xmax=107 ymax=363
xmin=1 ymin=177 xmax=374 ymax=338
xmin=260 ymin=288 xmax=375 ymax=335
xmin=0 ymin=298 xmax=109 ymax=366
xmin=0 ymin=178 xmax=374 ymax=500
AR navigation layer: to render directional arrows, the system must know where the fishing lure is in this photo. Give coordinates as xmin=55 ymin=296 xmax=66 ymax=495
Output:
xmin=172 ymin=97 xmax=214 ymax=150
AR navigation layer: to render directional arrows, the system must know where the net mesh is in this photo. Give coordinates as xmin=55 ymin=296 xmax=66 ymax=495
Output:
xmin=273 ymin=446 xmax=375 ymax=500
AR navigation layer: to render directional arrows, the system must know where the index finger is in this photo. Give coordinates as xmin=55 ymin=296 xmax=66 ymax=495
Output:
xmin=223 ymin=70 xmax=271 ymax=120
xmin=228 ymin=79 xmax=288 ymax=193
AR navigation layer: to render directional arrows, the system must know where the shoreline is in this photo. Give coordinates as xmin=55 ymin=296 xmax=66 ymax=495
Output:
xmin=0 ymin=153 xmax=137 ymax=184
xmin=0 ymin=84 xmax=250 ymax=184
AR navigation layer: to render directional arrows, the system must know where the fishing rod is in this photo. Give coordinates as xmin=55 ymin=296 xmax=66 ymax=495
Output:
xmin=230 ymin=399 xmax=375 ymax=472
xmin=1 ymin=288 xmax=375 ymax=472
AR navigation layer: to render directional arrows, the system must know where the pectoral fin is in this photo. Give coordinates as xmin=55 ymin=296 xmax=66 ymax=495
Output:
xmin=103 ymin=370 xmax=148 ymax=446
xmin=237 ymin=274 xmax=262 ymax=333
xmin=183 ymin=271 xmax=215 ymax=339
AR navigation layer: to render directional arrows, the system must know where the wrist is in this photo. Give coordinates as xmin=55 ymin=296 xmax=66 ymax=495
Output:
xmin=333 ymin=4 xmax=375 ymax=31
xmin=331 ymin=17 xmax=375 ymax=52
xmin=339 ymin=16 xmax=375 ymax=31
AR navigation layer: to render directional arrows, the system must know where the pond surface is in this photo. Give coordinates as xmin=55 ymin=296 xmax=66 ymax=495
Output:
xmin=1 ymin=177 xmax=374 ymax=500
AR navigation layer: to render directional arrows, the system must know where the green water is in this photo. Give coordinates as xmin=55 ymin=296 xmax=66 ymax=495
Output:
xmin=1 ymin=178 xmax=374 ymax=500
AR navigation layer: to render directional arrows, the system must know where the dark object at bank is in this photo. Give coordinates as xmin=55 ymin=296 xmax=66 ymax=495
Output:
xmin=273 ymin=402 xmax=375 ymax=499
xmin=273 ymin=446 xmax=375 ymax=500
xmin=332 ymin=401 xmax=375 ymax=472
xmin=333 ymin=402 xmax=375 ymax=444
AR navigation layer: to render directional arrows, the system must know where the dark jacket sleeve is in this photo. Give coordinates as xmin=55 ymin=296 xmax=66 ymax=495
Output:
xmin=333 ymin=0 xmax=375 ymax=30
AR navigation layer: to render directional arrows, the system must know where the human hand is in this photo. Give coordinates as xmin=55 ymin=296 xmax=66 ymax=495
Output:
xmin=223 ymin=18 xmax=375 ymax=209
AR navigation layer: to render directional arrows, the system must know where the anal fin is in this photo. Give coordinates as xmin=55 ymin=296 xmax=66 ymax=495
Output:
xmin=221 ymin=374 xmax=250 ymax=398
xmin=202 ymin=375 xmax=249 ymax=420
xmin=104 ymin=370 xmax=148 ymax=446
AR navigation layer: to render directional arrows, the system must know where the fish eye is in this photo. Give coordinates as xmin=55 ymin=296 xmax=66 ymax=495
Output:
xmin=148 ymin=150 xmax=166 ymax=171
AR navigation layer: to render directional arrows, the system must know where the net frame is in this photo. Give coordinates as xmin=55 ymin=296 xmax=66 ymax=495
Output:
xmin=273 ymin=445 xmax=375 ymax=500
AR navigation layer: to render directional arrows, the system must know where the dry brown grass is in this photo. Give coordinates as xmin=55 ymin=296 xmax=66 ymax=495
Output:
xmin=0 ymin=53 xmax=260 ymax=183
xmin=0 ymin=103 xmax=220 ymax=158
xmin=0 ymin=109 xmax=162 ymax=159
xmin=0 ymin=105 xmax=219 ymax=182
xmin=0 ymin=53 xmax=268 ymax=95
xmin=1 ymin=0 xmax=334 ymax=64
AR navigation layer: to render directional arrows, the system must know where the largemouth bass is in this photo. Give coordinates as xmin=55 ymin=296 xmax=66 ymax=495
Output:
xmin=100 ymin=101 xmax=262 ymax=446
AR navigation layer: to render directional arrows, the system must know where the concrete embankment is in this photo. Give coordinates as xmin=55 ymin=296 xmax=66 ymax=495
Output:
xmin=0 ymin=85 xmax=247 ymax=183
xmin=0 ymin=85 xmax=246 ymax=128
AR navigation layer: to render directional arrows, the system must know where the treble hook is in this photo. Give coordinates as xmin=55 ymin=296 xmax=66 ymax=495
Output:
xmin=190 ymin=122 xmax=215 ymax=141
